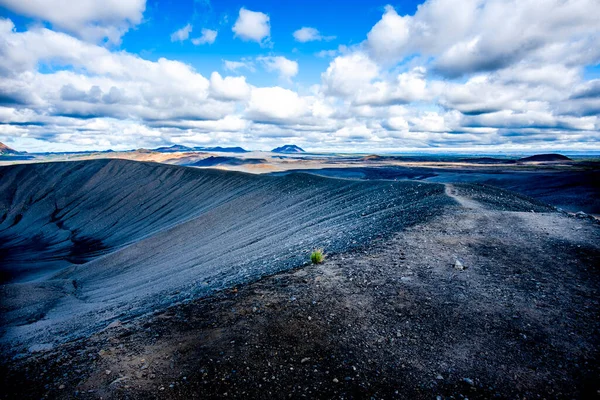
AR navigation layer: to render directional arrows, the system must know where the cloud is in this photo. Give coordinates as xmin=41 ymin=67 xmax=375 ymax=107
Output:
xmin=570 ymin=80 xmax=600 ymax=100
xmin=170 ymin=23 xmax=193 ymax=42
xmin=223 ymin=60 xmax=255 ymax=73
xmin=232 ymin=8 xmax=270 ymax=44
xmin=366 ymin=5 xmax=412 ymax=63
xmin=320 ymin=52 xmax=433 ymax=106
xmin=332 ymin=123 xmax=377 ymax=142
xmin=0 ymin=0 xmax=146 ymax=44
xmin=0 ymin=21 xmax=235 ymax=125
xmin=224 ymin=56 xmax=298 ymax=82
xmin=321 ymin=52 xmax=379 ymax=97
xmin=354 ymin=67 xmax=431 ymax=106
xmin=462 ymin=109 xmax=597 ymax=132
xmin=315 ymin=45 xmax=349 ymax=58
xmin=293 ymin=27 xmax=335 ymax=43
xmin=161 ymin=115 xmax=249 ymax=133
xmin=209 ymin=72 xmax=251 ymax=101
xmin=246 ymin=86 xmax=308 ymax=122
xmin=60 ymin=84 xmax=101 ymax=102
xmin=383 ymin=116 xmax=409 ymax=131
xmin=257 ymin=56 xmax=298 ymax=82
xmin=365 ymin=0 xmax=600 ymax=77
xmin=1 ymin=0 xmax=600 ymax=153
xmin=316 ymin=49 xmax=338 ymax=58
xmin=191 ymin=28 xmax=217 ymax=45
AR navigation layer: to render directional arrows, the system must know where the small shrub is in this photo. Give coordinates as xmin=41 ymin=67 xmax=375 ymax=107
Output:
xmin=310 ymin=248 xmax=324 ymax=264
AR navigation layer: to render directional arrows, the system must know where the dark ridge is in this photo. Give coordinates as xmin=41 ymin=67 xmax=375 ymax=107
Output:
xmin=270 ymin=167 xmax=438 ymax=180
xmin=0 ymin=159 xmax=452 ymax=349
xmin=518 ymin=153 xmax=572 ymax=162
xmin=0 ymin=155 xmax=35 ymax=161
xmin=187 ymin=156 xmax=266 ymax=167
xmin=362 ymin=155 xmax=404 ymax=162
xmin=451 ymin=183 xmax=555 ymax=212
xmin=458 ymin=157 xmax=517 ymax=164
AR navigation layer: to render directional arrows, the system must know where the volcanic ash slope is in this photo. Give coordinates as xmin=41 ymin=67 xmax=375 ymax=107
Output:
xmin=0 ymin=159 xmax=451 ymax=352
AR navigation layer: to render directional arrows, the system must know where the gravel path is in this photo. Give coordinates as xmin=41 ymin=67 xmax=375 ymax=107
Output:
xmin=444 ymin=184 xmax=482 ymax=210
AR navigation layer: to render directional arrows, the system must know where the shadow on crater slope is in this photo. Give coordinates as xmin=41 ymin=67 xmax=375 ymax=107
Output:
xmin=0 ymin=159 xmax=451 ymax=353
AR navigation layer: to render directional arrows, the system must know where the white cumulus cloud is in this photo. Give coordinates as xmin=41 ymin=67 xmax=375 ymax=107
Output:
xmin=232 ymin=8 xmax=270 ymax=44
xmin=170 ymin=23 xmax=192 ymax=42
xmin=0 ymin=0 xmax=146 ymax=44
xmin=223 ymin=60 xmax=255 ymax=73
xmin=321 ymin=52 xmax=379 ymax=97
xmin=209 ymin=72 xmax=251 ymax=101
xmin=366 ymin=0 xmax=600 ymax=77
xmin=246 ymin=87 xmax=308 ymax=121
xmin=257 ymin=56 xmax=298 ymax=82
xmin=293 ymin=27 xmax=335 ymax=43
xmin=191 ymin=28 xmax=218 ymax=45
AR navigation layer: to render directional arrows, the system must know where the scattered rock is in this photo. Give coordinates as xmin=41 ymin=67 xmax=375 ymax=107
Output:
xmin=301 ymin=357 xmax=311 ymax=364
xmin=454 ymin=259 xmax=467 ymax=270
xmin=575 ymin=211 xmax=588 ymax=218
xmin=463 ymin=377 xmax=475 ymax=386
xmin=109 ymin=377 xmax=128 ymax=386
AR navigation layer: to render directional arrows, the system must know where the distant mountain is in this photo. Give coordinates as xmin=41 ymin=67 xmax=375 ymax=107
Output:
xmin=153 ymin=145 xmax=193 ymax=153
xmin=0 ymin=142 xmax=19 ymax=155
xmin=152 ymin=145 xmax=248 ymax=153
xmin=272 ymin=144 xmax=305 ymax=153
xmin=519 ymin=154 xmax=572 ymax=162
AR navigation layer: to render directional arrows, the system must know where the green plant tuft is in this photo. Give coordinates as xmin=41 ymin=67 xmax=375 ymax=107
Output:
xmin=310 ymin=248 xmax=324 ymax=264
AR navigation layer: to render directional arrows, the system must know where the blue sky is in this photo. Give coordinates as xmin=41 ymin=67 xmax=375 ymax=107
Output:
xmin=124 ymin=0 xmax=417 ymax=86
xmin=0 ymin=0 xmax=599 ymax=152
xmin=3 ymin=0 xmax=405 ymax=87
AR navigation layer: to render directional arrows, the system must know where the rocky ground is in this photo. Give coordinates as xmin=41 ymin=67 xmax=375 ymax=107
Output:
xmin=1 ymin=184 xmax=599 ymax=399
